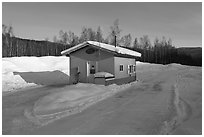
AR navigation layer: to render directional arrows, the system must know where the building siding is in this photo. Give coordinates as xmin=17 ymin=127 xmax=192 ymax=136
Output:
xmin=69 ymin=44 xmax=137 ymax=85
xmin=71 ymin=45 xmax=113 ymax=61
xmin=70 ymin=45 xmax=115 ymax=83
xmin=70 ymin=55 xmax=87 ymax=83
xmin=98 ymin=57 xmax=114 ymax=75
xmin=114 ymin=56 xmax=136 ymax=79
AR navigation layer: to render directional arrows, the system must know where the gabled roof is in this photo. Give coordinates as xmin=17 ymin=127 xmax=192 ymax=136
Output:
xmin=61 ymin=41 xmax=141 ymax=58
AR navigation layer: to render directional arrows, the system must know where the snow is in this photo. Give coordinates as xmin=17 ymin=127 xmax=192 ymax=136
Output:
xmin=87 ymin=41 xmax=142 ymax=57
xmin=2 ymin=56 xmax=201 ymax=135
xmin=61 ymin=41 xmax=87 ymax=55
xmin=33 ymin=82 xmax=136 ymax=117
xmin=94 ymin=72 xmax=114 ymax=78
xmin=116 ymin=46 xmax=141 ymax=57
xmin=2 ymin=56 xmax=69 ymax=75
xmin=2 ymin=56 xmax=69 ymax=92
xmin=61 ymin=41 xmax=142 ymax=57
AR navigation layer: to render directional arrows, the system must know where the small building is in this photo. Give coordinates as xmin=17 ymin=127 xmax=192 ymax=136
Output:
xmin=61 ymin=41 xmax=141 ymax=85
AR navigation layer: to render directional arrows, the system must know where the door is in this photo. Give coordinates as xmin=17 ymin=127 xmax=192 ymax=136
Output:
xmin=87 ymin=61 xmax=96 ymax=83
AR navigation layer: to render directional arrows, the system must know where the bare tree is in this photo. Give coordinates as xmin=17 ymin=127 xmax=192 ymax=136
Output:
xmin=133 ymin=38 xmax=139 ymax=50
xmin=8 ymin=25 xmax=14 ymax=37
xmin=109 ymin=19 xmax=122 ymax=45
xmin=87 ymin=28 xmax=96 ymax=41
xmin=67 ymin=31 xmax=79 ymax=46
xmin=59 ymin=30 xmax=68 ymax=44
xmin=120 ymin=33 xmax=132 ymax=48
xmin=79 ymin=27 xmax=89 ymax=43
xmin=96 ymin=26 xmax=103 ymax=42
xmin=2 ymin=24 xmax=7 ymax=35
xmin=67 ymin=31 xmax=75 ymax=44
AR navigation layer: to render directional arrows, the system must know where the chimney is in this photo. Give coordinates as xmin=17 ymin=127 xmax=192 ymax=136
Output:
xmin=115 ymin=35 xmax=117 ymax=47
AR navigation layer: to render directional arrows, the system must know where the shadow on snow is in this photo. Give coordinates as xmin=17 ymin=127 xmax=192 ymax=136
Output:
xmin=13 ymin=70 xmax=70 ymax=86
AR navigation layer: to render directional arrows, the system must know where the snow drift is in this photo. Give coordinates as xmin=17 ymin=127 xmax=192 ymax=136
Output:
xmin=13 ymin=71 xmax=69 ymax=86
xmin=2 ymin=56 xmax=69 ymax=92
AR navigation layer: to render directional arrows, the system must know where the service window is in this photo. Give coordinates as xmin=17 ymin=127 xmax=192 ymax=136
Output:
xmin=90 ymin=65 xmax=95 ymax=74
xmin=133 ymin=65 xmax=136 ymax=72
xmin=119 ymin=65 xmax=124 ymax=72
xmin=130 ymin=65 xmax=133 ymax=73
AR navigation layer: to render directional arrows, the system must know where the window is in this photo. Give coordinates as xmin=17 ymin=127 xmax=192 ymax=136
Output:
xmin=86 ymin=48 xmax=97 ymax=54
xmin=128 ymin=65 xmax=135 ymax=74
xmin=119 ymin=65 xmax=124 ymax=72
xmin=133 ymin=65 xmax=136 ymax=73
xmin=90 ymin=65 xmax=95 ymax=74
xmin=129 ymin=65 xmax=133 ymax=73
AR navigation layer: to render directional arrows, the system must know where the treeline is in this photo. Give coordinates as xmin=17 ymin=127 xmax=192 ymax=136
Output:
xmin=2 ymin=35 xmax=69 ymax=57
xmin=2 ymin=34 xmax=71 ymax=57
xmin=132 ymin=40 xmax=201 ymax=66
xmin=2 ymin=21 xmax=202 ymax=66
xmin=2 ymin=24 xmax=71 ymax=57
xmin=176 ymin=47 xmax=202 ymax=66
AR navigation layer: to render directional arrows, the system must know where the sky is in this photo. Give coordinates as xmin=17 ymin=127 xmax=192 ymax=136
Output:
xmin=2 ymin=2 xmax=202 ymax=47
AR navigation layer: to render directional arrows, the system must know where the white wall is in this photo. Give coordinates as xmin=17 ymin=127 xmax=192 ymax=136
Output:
xmin=114 ymin=57 xmax=136 ymax=79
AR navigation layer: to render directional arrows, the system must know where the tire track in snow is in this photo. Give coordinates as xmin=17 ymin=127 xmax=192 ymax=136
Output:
xmin=160 ymin=83 xmax=192 ymax=134
xmin=24 ymin=82 xmax=137 ymax=127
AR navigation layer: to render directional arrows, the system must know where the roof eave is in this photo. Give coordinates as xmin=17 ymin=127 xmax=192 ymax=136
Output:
xmin=61 ymin=41 xmax=142 ymax=58
xmin=61 ymin=41 xmax=88 ymax=55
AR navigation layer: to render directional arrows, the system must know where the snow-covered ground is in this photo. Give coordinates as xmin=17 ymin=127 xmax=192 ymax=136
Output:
xmin=2 ymin=56 xmax=69 ymax=92
xmin=2 ymin=56 xmax=202 ymax=135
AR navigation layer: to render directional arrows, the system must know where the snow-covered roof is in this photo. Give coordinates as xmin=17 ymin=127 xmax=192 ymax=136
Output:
xmin=61 ymin=41 xmax=141 ymax=58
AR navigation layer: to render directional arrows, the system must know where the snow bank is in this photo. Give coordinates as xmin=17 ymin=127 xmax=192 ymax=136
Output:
xmin=3 ymin=56 xmax=69 ymax=73
xmin=136 ymin=61 xmax=165 ymax=74
xmin=2 ymin=56 xmax=69 ymax=92
xmin=136 ymin=61 xmax=150 ymax=65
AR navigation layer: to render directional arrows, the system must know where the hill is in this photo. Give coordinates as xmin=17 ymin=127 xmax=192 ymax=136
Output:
xmin=178 ymin=47 xmax=202 ymax=58
xmin=177 ymin=47 xmax=202 ymax=66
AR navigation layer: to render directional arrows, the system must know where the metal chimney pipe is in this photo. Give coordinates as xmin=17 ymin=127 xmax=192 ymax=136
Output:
xmin=115 ymin=35 xmax=117 ymax=47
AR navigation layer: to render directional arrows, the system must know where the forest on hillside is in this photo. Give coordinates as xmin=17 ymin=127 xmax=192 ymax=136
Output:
xmin=2 ymin=20 xmax=202 ymax=66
